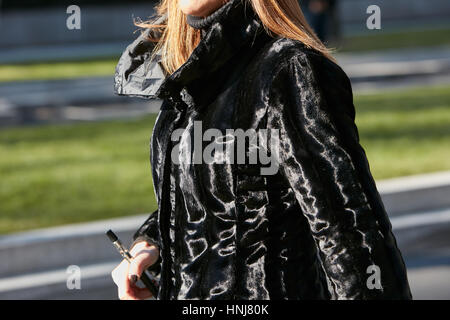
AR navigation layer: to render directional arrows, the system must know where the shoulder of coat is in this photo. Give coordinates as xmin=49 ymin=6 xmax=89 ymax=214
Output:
xmin=259 ymin=37 xmax=320 ymax=64
xmin=262 ymin=37 xmax=346 ymax=82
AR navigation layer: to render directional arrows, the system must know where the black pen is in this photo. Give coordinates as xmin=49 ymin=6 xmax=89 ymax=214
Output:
xmin=106 ymin=229 xmax=158 ymax=297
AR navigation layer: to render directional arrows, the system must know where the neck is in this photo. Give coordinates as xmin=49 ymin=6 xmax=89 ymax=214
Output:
xmin=186 ymin=0 xmax=234 ymax=30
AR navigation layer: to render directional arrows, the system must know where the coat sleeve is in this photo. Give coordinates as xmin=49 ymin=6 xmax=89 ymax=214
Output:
xmin=130 ymin=210 xmax=162 ymax=277
xmin=267 ymin=52 xmax=411 ymax=299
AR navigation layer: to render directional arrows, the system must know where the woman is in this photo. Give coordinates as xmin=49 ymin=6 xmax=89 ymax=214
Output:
xmin=111 ymin=0 xmax=412 ymax=300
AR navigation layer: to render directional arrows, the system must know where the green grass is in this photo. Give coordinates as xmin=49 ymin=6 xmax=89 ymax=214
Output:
xmin=0 ymin=58 xmax=118 ymax=82
xmin=355 ymin=85 xmax=450 ymax=179
xmin=1 ymin=85 xmax=450 ymax=234
xmin=338 ymin=27 xmax=450 ymax=52
xmin=0 ymin=115 xmax=158 ymax=234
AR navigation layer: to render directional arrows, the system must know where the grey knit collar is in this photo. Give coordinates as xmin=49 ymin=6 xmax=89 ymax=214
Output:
xmin=186 ymin=0 xmax=235 ymax=30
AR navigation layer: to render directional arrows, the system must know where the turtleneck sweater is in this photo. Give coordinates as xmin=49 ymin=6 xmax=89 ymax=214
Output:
xmin=186 ymin=0 xmax=235 ymax=31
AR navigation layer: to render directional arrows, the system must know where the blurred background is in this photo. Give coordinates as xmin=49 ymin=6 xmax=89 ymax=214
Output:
xmin=0 ymin=0 xmax=449 ymax=299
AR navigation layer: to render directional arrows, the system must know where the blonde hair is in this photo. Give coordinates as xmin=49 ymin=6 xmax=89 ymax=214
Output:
xmin=136 ymin=0 xmax=335 ymax=74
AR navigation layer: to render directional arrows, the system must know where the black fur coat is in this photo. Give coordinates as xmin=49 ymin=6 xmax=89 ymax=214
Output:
xmin=114 ymin=0 xmax=412 ymax=300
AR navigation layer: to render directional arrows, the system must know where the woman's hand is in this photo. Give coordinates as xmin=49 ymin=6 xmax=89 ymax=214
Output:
xmin=111 ymin=241 xmax=160 ymax=300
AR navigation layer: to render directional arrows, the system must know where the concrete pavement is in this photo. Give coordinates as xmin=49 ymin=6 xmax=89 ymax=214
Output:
xmin=2 ymin=259 xmax=448 ymax=300
xmin=1 ymin=207 xmax=449 ymax=299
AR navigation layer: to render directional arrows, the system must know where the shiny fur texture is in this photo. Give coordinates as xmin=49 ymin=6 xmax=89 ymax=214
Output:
xmin=114 ymin=0 xmax=412 ymax=300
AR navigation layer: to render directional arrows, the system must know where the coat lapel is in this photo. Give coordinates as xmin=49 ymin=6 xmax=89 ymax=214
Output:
xmin=114 ymin=0 xmax=265 ymax=108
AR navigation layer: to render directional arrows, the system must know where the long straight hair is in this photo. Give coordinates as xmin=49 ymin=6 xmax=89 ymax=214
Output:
xmin=136 ymin=0 xmax=335 ymax=74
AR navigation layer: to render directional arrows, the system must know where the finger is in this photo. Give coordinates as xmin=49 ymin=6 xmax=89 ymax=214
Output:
xmin=117 ymin=262 xmax=132 ymax=300
xmin=111 ymin=259 xmax=128 ymax=286
xmin=128 ymin=250 xmax=157 ymax=279
xmin=118 ymin=263 xmax=153 ymax=300
xmin=129 ymin=283 xmax=153 ymax=300
xmin=120 ymin=277 xmax=153 ymax=300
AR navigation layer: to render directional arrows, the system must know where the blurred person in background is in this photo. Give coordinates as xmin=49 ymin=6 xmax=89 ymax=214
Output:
xmin=300 ymin=0 xmax=339 ymax=43
xmin=111 ymin=0 xmax=411 ymax=300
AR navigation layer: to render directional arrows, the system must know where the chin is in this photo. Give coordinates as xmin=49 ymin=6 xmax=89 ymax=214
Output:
xmin=178 ymin=0 xmax=219 ymax=17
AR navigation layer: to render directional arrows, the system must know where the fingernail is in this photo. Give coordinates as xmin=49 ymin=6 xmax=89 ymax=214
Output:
xmin=129 ymin=274 xmax=138 ymax=284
